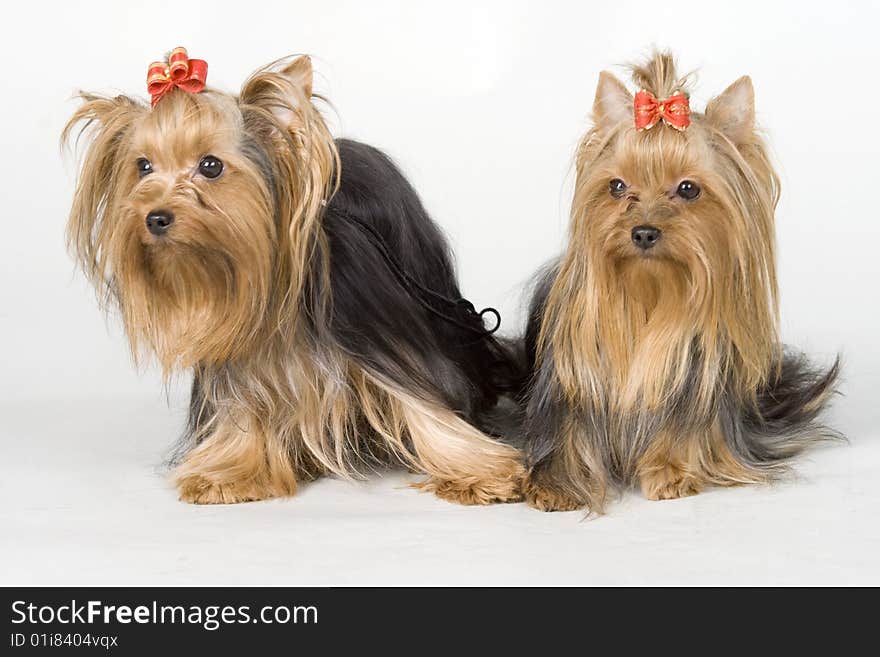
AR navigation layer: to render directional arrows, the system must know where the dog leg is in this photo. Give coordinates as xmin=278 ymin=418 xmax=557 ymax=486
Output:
xmin=637 ymin=431 xmax=705 ymax=501
xmin=638 ymin=459 xmax=703 ymax=500
xmin=173 ymin=413 xmax=298 ymax=504
xmin=638 ymin=421 xmax=768 ymax=501
xmin=523 ymin=422 xmax=607 ymax=513
xmin=379 ymin=390 xmax=524 ymax=505
xmin=523 ymin=464 xmax=586 ymax=512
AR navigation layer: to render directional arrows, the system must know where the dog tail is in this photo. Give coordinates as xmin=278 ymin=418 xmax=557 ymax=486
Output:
xmin=737 ymin=350 xmax=842 ymax=464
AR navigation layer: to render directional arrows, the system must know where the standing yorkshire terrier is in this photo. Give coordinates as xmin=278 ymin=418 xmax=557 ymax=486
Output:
xmin=522 ymin=51 xmax=839 ymax=513
xmin=64 ymin=48 xmax=524 ymax=505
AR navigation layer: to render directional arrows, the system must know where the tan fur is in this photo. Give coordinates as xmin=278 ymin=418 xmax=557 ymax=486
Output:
xmin=176 ymin=344 xmax=523 ymax=505
xmin=398 ymin=390 xmax=524 ymax=504
xmin=62 ymin=72 xmax=337 ymax=372
xmin=540 ymin=112 xmax=780 ymax=413
xmin=175 ymin=412 xmax=300 ymax=504
xmin=524 ymin=419 xmax=609 ymax=512
xmin=63 ymin=54 xmax=522 ymax=506
xmin=637 ymin=423 xmax=766 ymax=500
xmin=532 ymin=51 xmax=783 ymax=509
xmin=522 ymin=475 xmax=583 ymax=512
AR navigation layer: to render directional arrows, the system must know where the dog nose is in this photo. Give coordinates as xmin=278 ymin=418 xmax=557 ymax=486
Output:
xmin=631 ymin=225 xmax=661 ymax=250
xmin=146 ymin=210 xmax=174 ymax=236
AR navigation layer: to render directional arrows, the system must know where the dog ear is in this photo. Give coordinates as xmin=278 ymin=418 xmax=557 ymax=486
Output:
xmin=62 ymin=93 xmax=145 ymax=285
xmin=279 ymin=55 xmax=313 ymax=99
xmin=706 ymin=76 xmax=755 ymax=145
xmin=239 ymin=54 xmax=338 ymax=328
xmin=240 ymin=55 xmax=314 ymax=132
xmin=593 ymin=71 xmax=633 ymax=134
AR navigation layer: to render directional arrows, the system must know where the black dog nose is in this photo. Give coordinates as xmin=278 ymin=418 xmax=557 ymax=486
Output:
xmin=146 ymin=210 xmax=174 ymax=236
xmin=631 ymin=225 xmax=661 ymax=250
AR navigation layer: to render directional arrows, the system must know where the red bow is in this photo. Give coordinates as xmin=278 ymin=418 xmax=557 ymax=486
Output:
xmin=147 ymin=47 xmax=208 ymax=107
xmin=633 ymin=90 xmax=690 ymax=131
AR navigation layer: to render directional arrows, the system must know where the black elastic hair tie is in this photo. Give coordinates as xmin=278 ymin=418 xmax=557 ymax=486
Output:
xmin=336 ymin=210 xmax=501 ymax=338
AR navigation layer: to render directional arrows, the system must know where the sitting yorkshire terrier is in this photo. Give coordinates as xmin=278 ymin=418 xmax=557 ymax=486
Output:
xmin=63 ymin=48 xmax=524 ymax=505
xmin=522 ymin=51 xmax=839 ymax=513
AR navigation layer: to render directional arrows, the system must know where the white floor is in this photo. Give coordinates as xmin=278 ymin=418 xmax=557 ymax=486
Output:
xmin=1 ymin=397 xmax=877 ymax=586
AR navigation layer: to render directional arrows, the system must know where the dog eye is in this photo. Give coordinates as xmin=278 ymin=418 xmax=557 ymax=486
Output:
xmin=198 ymin=155 xmax=224 ymax=179
xmin=136 ymin=158 xmax=153 ymax=178
xmin=676 ymin=180 xmax=701 ymax=201
xmin=609 ymin=178 xmax=627 ymax=198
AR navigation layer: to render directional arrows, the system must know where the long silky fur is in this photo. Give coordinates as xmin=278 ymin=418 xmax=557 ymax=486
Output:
xmin=175 ymin=138 xmax=523 ymax=478
xmin=63 ymin=55 xmax=523 ymax=505
xmin=526 ymin=270 xmax=840 ymax=496
xmin=521 ymin=52 xmax=840 ymax=513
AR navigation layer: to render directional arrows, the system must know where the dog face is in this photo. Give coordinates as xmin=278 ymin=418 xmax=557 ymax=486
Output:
xmin=574 ymin=71 xmax=779 ymax=312
xmin=64 ymin=56 xmax=336 ymax=371
xmin=539 ymin=57 xmax=782 ymax=408
xmin=80 ymin=91 xmax=276 ymax=369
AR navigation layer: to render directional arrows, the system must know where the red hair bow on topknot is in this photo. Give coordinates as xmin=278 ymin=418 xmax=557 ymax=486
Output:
xmin=146 ymin=47 xmax=208 ymax=107
xmin=633 ymin=90 xmax=690 ymax=131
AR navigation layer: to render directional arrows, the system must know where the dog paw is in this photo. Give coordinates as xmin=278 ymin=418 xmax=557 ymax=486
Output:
xmin=415 ymin=463 xmax=525 ymax=506
xmin=176 ymin=475 xmax=283 ymax=505
xmin=640 ymin=466 xmax=703 ymax=501
xmin=522 ymin=473 xmax=583 ymax=512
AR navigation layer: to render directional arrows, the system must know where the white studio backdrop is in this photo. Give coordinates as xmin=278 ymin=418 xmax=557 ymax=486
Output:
xmin=0 ymin=0 xmax=877 ymax=440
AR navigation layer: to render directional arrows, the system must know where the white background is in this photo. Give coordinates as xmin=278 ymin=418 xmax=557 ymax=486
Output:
xmin=1 ymin=0 xmax=878 ymax=584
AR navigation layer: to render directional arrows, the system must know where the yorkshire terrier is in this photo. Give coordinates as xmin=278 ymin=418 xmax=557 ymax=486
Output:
xmin=521 ymin=51 xmax=839 ymax=513
xmin=63 ymin=48 xmax=524 ymax=505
